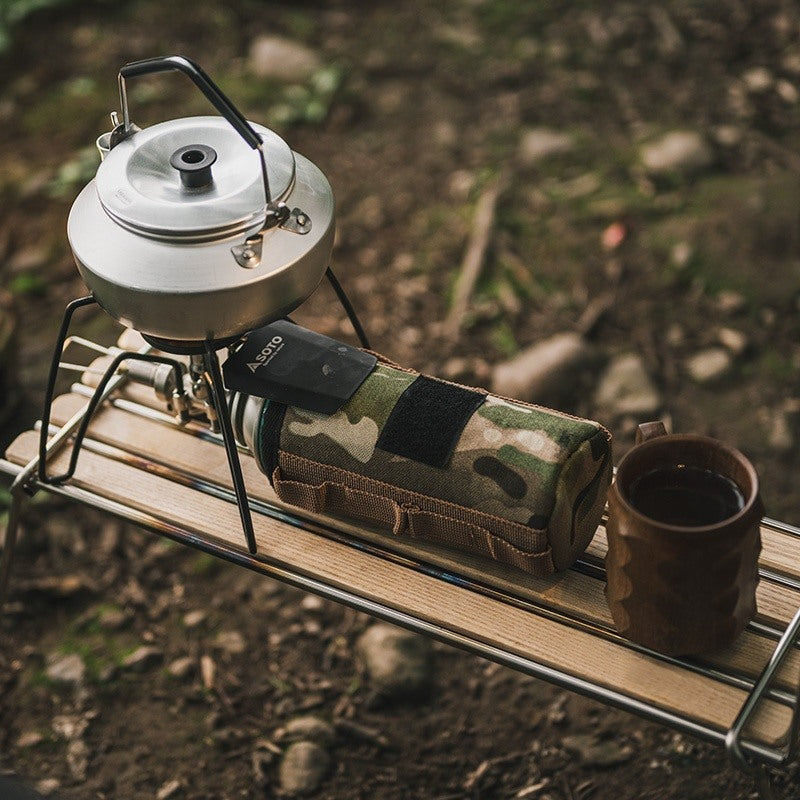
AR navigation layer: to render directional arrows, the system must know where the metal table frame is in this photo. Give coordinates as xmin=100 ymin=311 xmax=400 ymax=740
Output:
xmin=2 ymin=363 xmax=800 ymax=800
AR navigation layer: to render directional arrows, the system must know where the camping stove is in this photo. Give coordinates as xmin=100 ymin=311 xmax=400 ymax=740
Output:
xmin=15 ymin=55 xmax=369 ymax=567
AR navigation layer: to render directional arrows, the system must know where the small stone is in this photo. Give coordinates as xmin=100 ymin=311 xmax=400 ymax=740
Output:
xmin=433 ymin=119 xmax=457 ymax=147
xmin=214 ymin=630 xmax=246 ymax=655
xmin=670 ymin=241 xmax=693 ymax=270
xmin=491 ymin=333 xmax=593 ymax=404
xmin=278 ymin=716 xmax=336 ymax=748
xmin=157 ymin=779 xmax=183 ymax=800
xmin=167 ymin=656 xmax=196 ymax=679
xmin=301 ymin=595 xmax=324 ymax=612
xmin=200 ymin=654 xmax=216 ymax=690
xmin=563 ymin=733 xmax=634 ymax=768
xmin=716 ymin=327 xmax=748 ymax=356
xmin=782 ymin=50 xmax=800 ymax=75
xmin=16 ymin=730 xmax=44 ymax=748
xmin=183 ymin=609 xmax=206 ymax=628
xmin=45 ymin=653 xmax=86 ymax=686
xmin=559 ymin=171 xmax=601 ymax=200
xmin=742 ymin=66 xmax=773 ymax=94
xmin=122 ymin=646 xmax=163 ymax=672
xmin=686 ymin=348 xmax=732 ymax=383
xmin=518 ymin=128 xmax=574 ymax=166
xmin=96 ymin=606 xmax=128 ymax=631
xmin=36 ymin=779 xmax=61 ymax=796
xmin=248 ymin=36 xmax=321 ymax=82
xmin=712 ymin=125 xmax=743 ymax=148
xmin=66 ymin=738 xmax=89 ymax=780
xmin=715 ymin=290 xmax=746 ymax=315
xmin=356 ymin=624 xmax=433 ymax=701
xmin=393 ymin=252 xmax=416 ymax=274
xmin=447 ymin=169 xmax=476 ymax=201
xmin=639 ymin=131 xmax=713 ymax=177
xmin=279 ymin=741 xmax=331 ymax=795
xmin=52 ymin=714 xmax=89 ymax=741
xmin=98 ymin=664 xmax=117 ymax=683
xmin=594 ymin=354 xmax=661 ymax=418
xmin=776 ymin=79 xmax=799 ymax=105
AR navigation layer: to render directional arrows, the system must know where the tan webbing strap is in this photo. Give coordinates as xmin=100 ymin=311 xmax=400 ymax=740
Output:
xmin=273 ymin=471 xmax=406 ymax=533
xmin=274 ymin=452 xmax=556 ymax=576
xmin=404 ymin=507 xmax=555 ymax=575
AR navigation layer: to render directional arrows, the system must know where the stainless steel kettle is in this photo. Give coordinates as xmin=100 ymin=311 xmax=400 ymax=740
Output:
xmin=68 ymin=55 xmax=335 ymax=347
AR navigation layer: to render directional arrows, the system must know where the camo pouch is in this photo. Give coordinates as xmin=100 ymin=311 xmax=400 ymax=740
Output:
xmin=256 ymin=356 xmax=612 ymax=575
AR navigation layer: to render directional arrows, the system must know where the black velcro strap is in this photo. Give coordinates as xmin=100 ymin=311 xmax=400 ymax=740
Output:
xmin=376 ymin=376 xmax=486 ymax=468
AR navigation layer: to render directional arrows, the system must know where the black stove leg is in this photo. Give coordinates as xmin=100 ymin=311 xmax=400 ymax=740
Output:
xmin=38 ymin=295 xmax=97 ymax=483
xmin=203 ymin=342 xmax=257 ymax=554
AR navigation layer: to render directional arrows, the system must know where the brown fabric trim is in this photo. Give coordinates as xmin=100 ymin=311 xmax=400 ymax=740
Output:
xmin=274 ymin=452 xmax=555 ymax=576
xmin=272 ymin=470 xmax=406 ymax=534
xmin=403 ymin=507 xmax=555 ymax=576
xmin=278 ymin=451 xmax=549 ymax=552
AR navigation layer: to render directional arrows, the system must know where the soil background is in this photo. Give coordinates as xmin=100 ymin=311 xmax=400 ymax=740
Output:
xmin=2 ymin=1 xmax=800 ymax=798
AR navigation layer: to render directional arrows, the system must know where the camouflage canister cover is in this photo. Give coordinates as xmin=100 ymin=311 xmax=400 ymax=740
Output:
xmin=257 ymin=359 xmax=612 ymax=575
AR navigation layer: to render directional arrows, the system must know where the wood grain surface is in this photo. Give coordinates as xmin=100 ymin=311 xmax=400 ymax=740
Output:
xmin=7 ymin=407 xmax=797 ymax=748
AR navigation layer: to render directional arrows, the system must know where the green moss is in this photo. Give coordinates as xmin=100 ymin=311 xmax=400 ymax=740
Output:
xmin=9 ymin=272 xmax=47 ymax=296
xmin=491 ymin=321 xmax=518 ymax=357
xmin=281 ymin=9 xmax=318 ymax=42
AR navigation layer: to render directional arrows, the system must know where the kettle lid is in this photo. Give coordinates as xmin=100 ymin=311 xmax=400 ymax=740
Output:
xmin=95 ymin=116 xmax=296 ymax=241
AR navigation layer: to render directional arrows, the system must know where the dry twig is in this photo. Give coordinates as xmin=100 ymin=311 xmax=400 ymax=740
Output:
xmin=444 ymin=173 xmax=507 ymax=338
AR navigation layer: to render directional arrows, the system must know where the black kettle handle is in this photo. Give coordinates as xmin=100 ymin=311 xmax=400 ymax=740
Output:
xmin=116 ymin=55 xmax=262 ymax=150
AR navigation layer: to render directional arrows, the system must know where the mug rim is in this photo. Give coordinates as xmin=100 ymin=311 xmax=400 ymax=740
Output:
xmin=613 ymin=433 xmax=761 ymax=534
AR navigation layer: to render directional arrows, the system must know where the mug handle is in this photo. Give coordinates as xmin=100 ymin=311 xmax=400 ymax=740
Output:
xmin=636 ymin=421 xmax=668 ymax=445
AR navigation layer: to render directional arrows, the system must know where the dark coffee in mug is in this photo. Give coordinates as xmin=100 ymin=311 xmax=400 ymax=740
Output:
xmin=627 ymin=464 xmax=745 ymax=527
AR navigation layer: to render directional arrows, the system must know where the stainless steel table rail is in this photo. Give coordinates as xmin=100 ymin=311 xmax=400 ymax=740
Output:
xmin=1 ymin=337 xmax=799 ymax=800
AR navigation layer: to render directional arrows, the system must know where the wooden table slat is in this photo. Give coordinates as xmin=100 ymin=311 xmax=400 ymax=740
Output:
xmin=6 ymin=427 xmax=794 ymax=749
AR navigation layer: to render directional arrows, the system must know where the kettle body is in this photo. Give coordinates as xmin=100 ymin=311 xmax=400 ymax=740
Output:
xmin=67 ymin=58 xmax=335 ymax=345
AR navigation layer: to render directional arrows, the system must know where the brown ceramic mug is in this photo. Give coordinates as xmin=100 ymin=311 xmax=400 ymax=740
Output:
xmin=605 ymin=422 xmax=763 ymax=656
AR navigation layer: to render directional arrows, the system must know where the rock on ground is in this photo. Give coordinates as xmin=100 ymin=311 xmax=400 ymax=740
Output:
xmin=248 ymin=36 xmax=321 ymax=82
xmin=156 ymin=779 xmax=183 ymax=800
xmin=491 ymin=333 xmax=593 ymax=404
xmin=35 ymin=779 xmax=62 ymax=797
xmin=121 ymin=646 xmax=163 ymax=672
xmin=716 ymin=327 xmax=748 ymax=356
xmin=45 ymin=653 xmax=86 ymax=686
xmin=214 ymin=630 xmax=246 ymax=655
xmin=356 ymin=623 xmax=433 ymax=701
xmin=279 ymin=740 xmax=331 ymax=795
xmin=66 ymin=738 xmax=89 ymax=781
xmin=593 ymin=353 xmax=661 ymax=419
xmin=167 ymin=656 xmax=195 ymax=679
xmin=639 ymin=130 xmax=713 ymax=177
xmin=278 ymin=716 xmax=336 ymax=748
xmin=685 ymin=348 xmax=732 ymax=383
xmin=562 ymin=733 xmax=634 ymax=768
xmin=518 ymin=128 xmax=574 ymax=166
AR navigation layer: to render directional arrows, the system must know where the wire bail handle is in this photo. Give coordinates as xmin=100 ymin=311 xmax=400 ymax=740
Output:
xmin=110 ymin=55 xmax=303 ymax=268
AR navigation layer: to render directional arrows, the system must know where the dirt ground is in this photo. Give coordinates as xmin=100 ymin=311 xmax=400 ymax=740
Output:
xmin=2 ymin=1 xmax=800 ymax=798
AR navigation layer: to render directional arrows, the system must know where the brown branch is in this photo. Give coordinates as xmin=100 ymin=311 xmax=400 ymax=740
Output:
xmin=444 ymin=173 xmax=506 ymax=339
